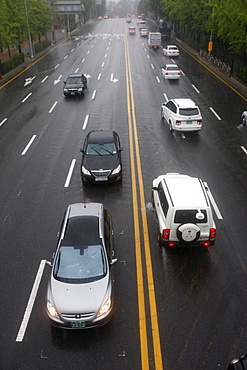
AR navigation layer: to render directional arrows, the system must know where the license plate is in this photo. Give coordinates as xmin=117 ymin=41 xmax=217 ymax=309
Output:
xmin=71 ymin=321 xmax=86 ymax=328
xmin=95 ymin=177 xmax=108 ymax=181
xmin=70 ymin=92 xmax=75 ymax=95
xmin=186 ymin=121 xmax=192 ymax=124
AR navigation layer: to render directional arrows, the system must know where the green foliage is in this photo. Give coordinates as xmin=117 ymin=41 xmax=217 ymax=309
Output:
xmin=34 ymin=39 xmax=51 ymax=54
xmin=0 ymin=52 xmax=25 ymax=74
xmin=0 ymin=0 xmax=52 ymax=53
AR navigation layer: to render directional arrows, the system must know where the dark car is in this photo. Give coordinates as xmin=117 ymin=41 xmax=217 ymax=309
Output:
xmin=228 ymin=355 xmax=247 ymax=370
xmin=80 ymin=130 xmax=123 ymax=184
xmin=63 ymin=73 xmax=87 ymax=97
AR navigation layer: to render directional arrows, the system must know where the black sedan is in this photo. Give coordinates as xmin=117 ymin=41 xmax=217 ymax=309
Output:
xmin=80 ymin=130 xmax=123 ymax=184
xmin=63 ymin=73 xmax=87 ymax=97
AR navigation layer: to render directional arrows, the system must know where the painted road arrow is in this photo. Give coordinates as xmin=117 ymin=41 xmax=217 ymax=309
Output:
xmin=24 ymin=76 xmax=36 ymax=87
xmin=110 ymin=73 xmax=118 ymax=83
xmin=54 ymin=75 xmax=62 ymax=85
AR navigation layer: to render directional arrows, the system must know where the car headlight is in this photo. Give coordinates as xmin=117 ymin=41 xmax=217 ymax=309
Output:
xmin=47 ymin=301 xmax=60 ymax=319
xmin=112 ymin=164 xmax=121 ymax=175
xmin=78 ymin=88 xmax=83 ymax=92
xmin=97 ymin=297 xmax=111 ymax=317
xmin=64 ymin=88 xmax=68 ymax=92
xmin=82 ymin=166 xmax=90 ymax=175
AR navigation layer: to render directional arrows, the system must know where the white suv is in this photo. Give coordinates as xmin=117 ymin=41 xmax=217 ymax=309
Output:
xmin=161 ymin=98 xmax=202 ymax=132
xmin=152 ymin=173 xmax=216 ymax=247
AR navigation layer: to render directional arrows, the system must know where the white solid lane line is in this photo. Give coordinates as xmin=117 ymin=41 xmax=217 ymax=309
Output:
xmin=49 ymin=101 xmax=58 ymax=114
xmin=64 ymin=159 xmax=76 ymax=187
xmin=192 ymin=84 xmax=200 ymax=93
xmin=21 ymin=135 xmax=36 ymax=155
xmin=209 ymin=107 xmax=222 ymax=120
xmin=241 ymin=146 xmax=247 ymax=154
xmin=82 ymin=114 xmax=89 ymax=130
xmin=16 ymin=260 xmax=46 ymax=342
xmin=204 ymin=182 xmax=223 ymax=219
xmin=0 ymin=118 xmax=7 ymax=126
xmin=22 ymin=93 xmax=32 ymax=103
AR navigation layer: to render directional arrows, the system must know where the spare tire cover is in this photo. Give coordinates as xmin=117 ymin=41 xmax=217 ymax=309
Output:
xmin=177 ymin=223 xmax=200 ymax=243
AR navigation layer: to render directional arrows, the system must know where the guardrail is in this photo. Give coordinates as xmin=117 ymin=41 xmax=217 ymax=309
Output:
xmin=199 ymin=49 xmax=231 ymax=76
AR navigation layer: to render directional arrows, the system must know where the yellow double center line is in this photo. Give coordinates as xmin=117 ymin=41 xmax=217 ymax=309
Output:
xmin=124 ymin=30 xmax=163 ymax=370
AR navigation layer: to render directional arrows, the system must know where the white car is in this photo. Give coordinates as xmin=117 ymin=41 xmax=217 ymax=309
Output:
xmin=152 ymin=173 xmax=216 ymax=247
xmin=163 ymin=45 xmax=180 ymax=57
xmin=161 ymin=98 xmax=202 ymax=132
xmin=140 ymin=28 xmax=149 ymax=37
xmin=161 ymin=64 xmax=181 ymax=79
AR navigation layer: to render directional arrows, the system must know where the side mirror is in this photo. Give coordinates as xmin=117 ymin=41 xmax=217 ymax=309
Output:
xmin=46 ymin=261 xmax=52 ymax=268
xmin=80 ymin=149 xmax=84 ymax=153
xmin=110 ymin=258 xmax=118 ymax=266
xmin=152 ymin=186 xmax=158 ymax=191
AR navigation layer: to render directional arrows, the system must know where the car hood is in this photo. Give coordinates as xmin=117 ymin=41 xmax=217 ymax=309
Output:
xmin=50 ymin=275 xmax=111 ymax=313
xmin=83 ymin=154 xmax=120 ymax=171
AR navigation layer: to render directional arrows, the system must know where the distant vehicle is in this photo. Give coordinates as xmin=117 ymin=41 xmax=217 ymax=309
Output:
xmin=140 ymin=28 xmax=149 ymax=37
xmin=163 ymin=45 xmax=180 ymax=57
xmin=158 ymin=18 xmax=172 ymax=39
xmin=63 ymin=73 xmax=87 ymax=97
xmin=97 ymin=16 xmax=103 ymax=20
xmin=161 ymin=98 xmax=202 ymax=132
xmin=128 ymin=26 xmax=136 ymax=35
xmin=137 ymin=20 xmax=146 ymax=30
xmin=152 ymin=173 xmax=216 ymax=247
xmin=161 ymin=64 xmax=181 ymax=80
xmin=46 ymin=202 xmax=118 ymax=329
xmin=126 ymin=13 xmax=131 ymax=23
xmin=148 ymin=32 xmax=162 ymax=49
xmin=104 ymin=14 xmax=109 ymax=19
xmin=80 ymin=130 xmax=123 ymax=184
xmin=141 ymin=14 xmax=146 ymax=20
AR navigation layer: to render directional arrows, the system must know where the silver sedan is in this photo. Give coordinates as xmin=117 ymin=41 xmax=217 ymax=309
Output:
xmin=46 ymin=202 xmax=117 ymax=329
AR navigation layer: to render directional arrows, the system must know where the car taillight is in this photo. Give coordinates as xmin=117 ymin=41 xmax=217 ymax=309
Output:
xmin=176 ymin=120 xmax=181 ymax=126
xmin=165 ymin=72 xmax=169 ymax=75
xmin=162 ymin=229 xmax=170 ymax=239
xmin=178 ymin=71 xmax=181 ymax=75
xmin=197 ymin=119 xmax=202 ymax=125
xmin=158 ymin=45 xmax=161 ymax=49
xmin=209 ymin=228 xmax=216 ymax=240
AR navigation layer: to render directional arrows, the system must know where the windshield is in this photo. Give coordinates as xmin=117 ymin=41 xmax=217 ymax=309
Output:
xmin=54 ymin=245 xmax=107 ymax=283
xmin=66 ymin=77 xmax=82 ymax=84
xmin=86 ymin=143 xmax=117 ymax=155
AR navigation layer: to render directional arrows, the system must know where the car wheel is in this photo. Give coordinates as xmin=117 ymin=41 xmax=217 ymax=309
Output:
xmin=161 ymin=109 xmax=164 ymax=120
xmin=157 ymin=228 xmax=164 ymax=246
xmin=169 ymin=121 xmax=173 ymax=132
xmin=176 ymin=223 xmax=200 ymax=243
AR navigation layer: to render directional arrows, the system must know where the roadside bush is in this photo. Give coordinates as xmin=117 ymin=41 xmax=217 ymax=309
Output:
xmin=235 ymin=65 xmax=247 ymax=84
xmin=0 ymin=53 xmax=24 ymax=74
xmin=34 ymin=39 xmax=51 ymax=54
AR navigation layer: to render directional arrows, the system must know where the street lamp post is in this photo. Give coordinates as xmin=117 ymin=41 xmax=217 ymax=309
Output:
xmin=24 ymin=0 xmax=34 ymax=58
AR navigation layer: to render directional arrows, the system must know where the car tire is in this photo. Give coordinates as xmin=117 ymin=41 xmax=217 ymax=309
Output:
xmin=157 ymin=228 xmax=164 ymax=247
xmin=169 ymin=121 xmax=173 ymax=132
xmin=176 ymin=223 xmax=200 ymax=243
xmin=161 ymin=109 xmax=164 ymax=120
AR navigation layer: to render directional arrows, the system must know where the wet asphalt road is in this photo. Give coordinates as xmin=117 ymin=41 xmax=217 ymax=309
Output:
xmin=0 ymin=18 xmax=247 ymax=370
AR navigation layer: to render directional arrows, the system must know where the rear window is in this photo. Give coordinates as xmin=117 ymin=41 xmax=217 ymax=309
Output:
xmin=167 ymin=66 xmax=179 ymax=71
xmin=179 ymin=108 xmax=199 ymax=116
xmin=174 ymin=210 xmax=207 ymax=224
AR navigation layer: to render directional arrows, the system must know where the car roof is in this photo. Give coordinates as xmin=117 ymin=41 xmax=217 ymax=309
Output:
xmin=67 ymin=73 xmax=83 ymax=78
xmin=87 ymin=130 xmax=117 ymax=143
xmin=166 ymin=45 xmax=178 ymax=48
xmin=165 ymin=64 xmax=179 ymax=68
xmin=162 ymin=174 xmax=209 ymax=208
xmin=68 ymin=202 xmax=102 ymax=218
xmin=171 ymin=98 xmax=197 ymax=108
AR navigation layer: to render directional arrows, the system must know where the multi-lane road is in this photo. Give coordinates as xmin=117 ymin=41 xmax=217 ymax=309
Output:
xmin=1 ymin=17 xmax=247 ymax=370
